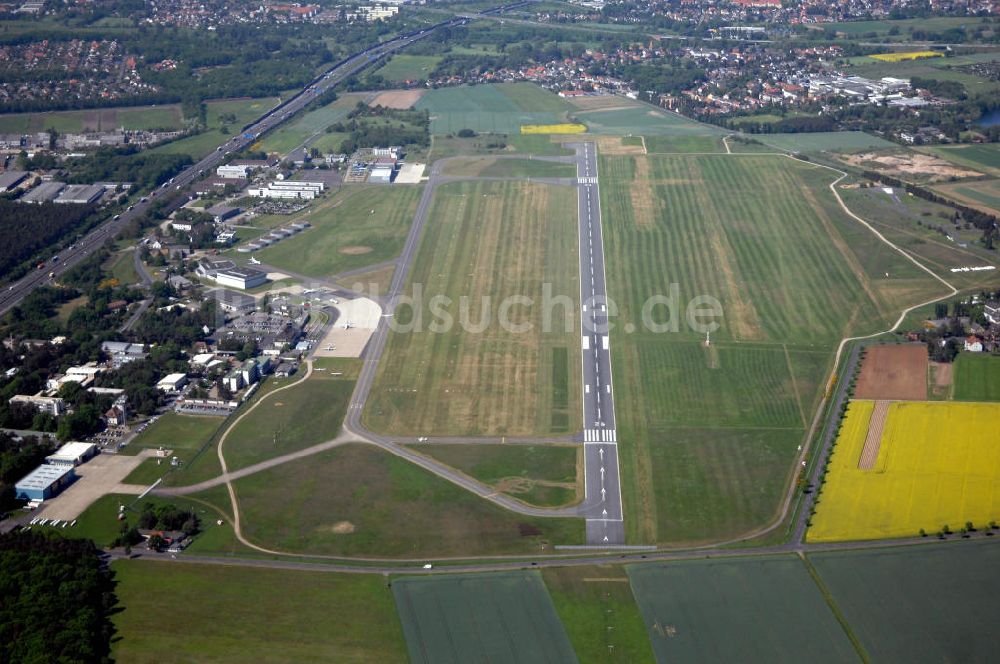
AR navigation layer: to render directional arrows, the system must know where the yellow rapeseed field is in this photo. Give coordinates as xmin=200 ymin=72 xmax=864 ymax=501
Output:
xmin=870 ymin=50 xmax=943 ymax=62
xmin=808 ymin=400 xmax=1000 ymax=542
xmin=520 ymin=123 xmax=586 ymax=134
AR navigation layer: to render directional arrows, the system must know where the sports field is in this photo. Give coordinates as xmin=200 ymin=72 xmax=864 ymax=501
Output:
xmin=255 ymin=185 xmax=422 ymax=280
xmin=810 ymin=542 xmax=1000 ymax=662
xmin=364 ymin=179 xmax=580 ymax=437
xmin=953 ymin=353 xmax=1000 ymax=401
xmin=808 ymin=400 xmax=1000 ymax=541
xmin=374 ymin=54 xmax=442 ymax=82
xmin=628 ymin=557 xmax=858 ymax=663
xmin=392 ymin=571 xmax=577 ymax=664
xmin=415 ymin=82 xmax=575 ymax=134
xmin=223 ymin=360 xmax=358 ymax=471
xmin=413 ymin=443 xmax=580 ymax=507
xmin=601 ymin=153 xmax=946 ymax=543
xmin=230 ymin=443 xmax=583 ymax=556
xmin=112 ymin=560 xmax=407 ymax=663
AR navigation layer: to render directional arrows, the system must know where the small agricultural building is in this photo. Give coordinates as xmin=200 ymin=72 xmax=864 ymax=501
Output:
xmin=14 ymin=464 xmax=76 ymax=502
xmin=46 ymin=442 xmax=97 ymax=467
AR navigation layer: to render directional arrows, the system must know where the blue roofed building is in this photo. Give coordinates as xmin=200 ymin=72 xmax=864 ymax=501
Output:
xmin=14 ymin=464 xmax=76 ymax=502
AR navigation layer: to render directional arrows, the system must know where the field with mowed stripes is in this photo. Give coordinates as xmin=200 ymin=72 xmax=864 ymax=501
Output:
xmin=364 ymin=179 xmax=580 ymax=437
xmin=600 ymin=154 xmax=948 ymax=544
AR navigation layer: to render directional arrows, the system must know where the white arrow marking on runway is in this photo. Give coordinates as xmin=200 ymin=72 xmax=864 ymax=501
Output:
xmin=603 ymin=535 xmax=609 ymax=542
xmin=600 ymin=466 xmax=605 ymax=480
xmin=599 ymin=447 xmax=604 ymax=460
xmin=601 ymin=488 xmax=606 ymax=501
xmin=602 ymin=508 xmax=608 ymax=517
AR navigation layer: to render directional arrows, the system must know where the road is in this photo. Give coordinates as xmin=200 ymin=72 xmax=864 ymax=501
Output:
xmin=0 ymin=21 xmax=453 ymax=317
xmin=570 ymin=142 xmax=625 ymax=546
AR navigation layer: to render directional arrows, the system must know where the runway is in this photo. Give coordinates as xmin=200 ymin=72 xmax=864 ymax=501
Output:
xmin=570 ymin=142 xmax=625 ymax=545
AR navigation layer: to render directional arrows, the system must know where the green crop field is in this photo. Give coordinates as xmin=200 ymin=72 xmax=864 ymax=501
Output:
xmin=364 ymin=179 xmax=580 ymax=437
xmin=757 ymin=131 xmax=895 ymax=152
xmin=600 ymin=154 xmax=946 ymax=543
xmin=227 ymin=443 xmax=583 ymax=556
xmin=392 ymin=571 xmax=577 ymax=664
xmin=935 ymin=179 xmax=1000 ymax=214
xmin=257 ymin=93 xmax=362 ymax=155
xmin=543 ymin=566 xmax=655 ymax=663
xmin=953 ymin=353 xmax=1000 ymax=401
xmin=255 ymin=185 xmax=422 ymax=280
xmin=0 ymin=104 xmax=184 ymax=134
xmin=825 ymin=15 xmax=992 ymax=36
xmin=643 ymin=134 xmax=725 ymax=153
xmin=374 ymin=54 xmax=443 ymax=82
xmin=416 ymin=82 xmax=574 ymax=133
xmin=920 ymin=144 xmax=1000 ymax=175
xmin=222 ymin=361 xmax=358 ymax=471
xmin=412 ymin=443 xmax=580 ymax=507
xmin=811 ymin=542 xmax=1000 ymax=662
xmin=112 ymin=560 xmax=407 ymax=663
xmin=151 ymin=97 xmax=279 ymax=159
xmin=628 ymin=557 xmax=858 ymax=663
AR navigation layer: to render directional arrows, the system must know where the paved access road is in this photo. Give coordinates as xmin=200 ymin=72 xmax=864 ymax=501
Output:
xmin=0 ymin=24 xmax=448 ymax=317
xmin=570 ymin=142 xmax=625 ymax=545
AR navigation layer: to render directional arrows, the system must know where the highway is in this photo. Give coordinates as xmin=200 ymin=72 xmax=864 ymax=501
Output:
xmin=0 ymin=13 xmax=475 ymax=316
xmin=571 ymin=142 xmax=625 ymax=546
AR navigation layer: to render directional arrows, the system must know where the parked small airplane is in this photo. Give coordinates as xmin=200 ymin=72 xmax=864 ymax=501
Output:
xmin=340 ymin=321 xmax=354 ymax=329
xmin=249 ymin=256 xmax=261 ymax=265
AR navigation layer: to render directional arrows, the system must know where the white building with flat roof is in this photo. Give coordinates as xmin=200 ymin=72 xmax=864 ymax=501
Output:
xmin=215 ymin=267 xmax=268 ymax=290
xmin=46 ymin=442 xmax=97 ymax=466
xmin=156 ymin=373 xmax=189 ymax=392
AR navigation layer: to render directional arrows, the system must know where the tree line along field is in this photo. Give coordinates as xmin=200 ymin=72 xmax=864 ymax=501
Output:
xmin=363 ymin=179 xmax=581 ymax=437
xmin=415 ymin=82 xmax=576 ymax=134
xmin=254 ymin=185 xmax=423 ymax=281
xmin=808 ymin=400 xmax=1000 ymax=542
xmin=599 ymin=153 xmax=946 ymax=544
